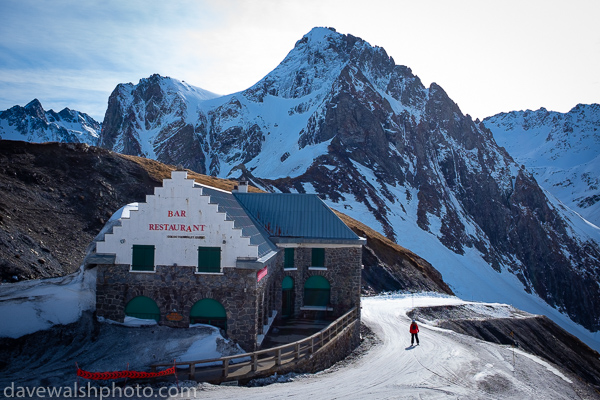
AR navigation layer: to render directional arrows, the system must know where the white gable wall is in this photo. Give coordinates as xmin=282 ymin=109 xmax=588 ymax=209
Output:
xmin=96 ymin=171 xmax=258 ymax=268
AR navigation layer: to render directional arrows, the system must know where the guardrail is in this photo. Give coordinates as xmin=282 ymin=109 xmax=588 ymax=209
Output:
xmin=150 ymin=306 xmax=359 ymax=382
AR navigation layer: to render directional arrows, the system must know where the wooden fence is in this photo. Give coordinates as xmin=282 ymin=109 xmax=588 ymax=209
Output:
xmin=150 ymin=306 xmax=359 ymax=382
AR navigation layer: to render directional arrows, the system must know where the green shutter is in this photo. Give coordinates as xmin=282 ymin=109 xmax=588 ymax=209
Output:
xmin=125 ymin=296 xmax=160 ymax=321
xmin=311 ymin=248 xmax=325 ymax=267
xmin=284 ymin=248 xmax=295 ymax=269
xmin=282 ymin=276 xmax=294 ymax=290
xmin=304 ymin=276 xmax=330 ymax=307
xmin=198 ymin=247 xmax=221 ymax=273
xmin=190 ymin=298 xmax=227 ymax=330
xmin=132 ymin=245 xmax=155 ymax=271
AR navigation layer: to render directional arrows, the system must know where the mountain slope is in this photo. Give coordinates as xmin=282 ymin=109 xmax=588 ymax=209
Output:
xmin=97 ymin=28 xmax=600 ymax=337
xmin=483 ymin=104 xmax=600 ymax=227
xmin=99 ymin=75 xmax=220 ymax=173
xmin=0 ymin=99 xmax=101 ymax=144
xmin=4 ymin=28 xmax=600 ymax=347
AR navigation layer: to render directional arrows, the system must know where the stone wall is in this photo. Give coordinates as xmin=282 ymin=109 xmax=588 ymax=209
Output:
xmin=95 ymin=263 xmax=282 ymax=351
xmin=282 ymin=246 xmax=362 ymax=320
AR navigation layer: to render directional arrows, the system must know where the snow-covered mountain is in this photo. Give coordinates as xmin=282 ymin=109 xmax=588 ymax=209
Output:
xmin=484 ymin=104 xmax=600 ymax=227
xmin=97 ymin=27 xmax=600 ymax=341
xmin=0 ymin=99 xmax=101 ymax=144
xmin=99 ymin=76 xmax=220 ymax=172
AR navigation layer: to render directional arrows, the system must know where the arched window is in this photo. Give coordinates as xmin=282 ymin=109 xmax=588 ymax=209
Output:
xmin=190 ymin=299 xmax=227 ymax=330
xmin=124 ymin=296 xmax=160 ymax=321
xmin=282 ymin=276 xmax=294 ymax=318
xmin=304 ymin=276 xmax=330 ymax=307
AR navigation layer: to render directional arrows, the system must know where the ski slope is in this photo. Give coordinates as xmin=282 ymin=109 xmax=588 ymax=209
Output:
xmin=180 ymin=295 xmax=591 ymax=399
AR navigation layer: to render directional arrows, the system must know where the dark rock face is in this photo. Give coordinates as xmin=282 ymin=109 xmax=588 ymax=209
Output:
xmin=483 ymin=104 xmax=600 ymax=227
xmin=234 ymin=29 xmax=600 ymax=332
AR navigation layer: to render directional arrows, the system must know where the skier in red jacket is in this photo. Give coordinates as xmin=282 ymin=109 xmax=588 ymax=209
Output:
xmin=410 ymin=319 xmax=420 ymax=346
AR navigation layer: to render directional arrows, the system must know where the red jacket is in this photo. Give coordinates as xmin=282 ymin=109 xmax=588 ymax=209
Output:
xmin=410 ymin=323 xmax=419 ymax=334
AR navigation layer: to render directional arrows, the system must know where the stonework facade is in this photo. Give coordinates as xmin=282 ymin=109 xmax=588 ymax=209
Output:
xmin=89 ymin=170 xmax=365 ymax=351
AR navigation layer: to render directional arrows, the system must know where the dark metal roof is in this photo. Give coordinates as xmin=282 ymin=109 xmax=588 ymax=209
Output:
xmin=233 ymin=193 xmax=361 ymax=241
xmin=199 ymin=185 xmax=277 ymax=259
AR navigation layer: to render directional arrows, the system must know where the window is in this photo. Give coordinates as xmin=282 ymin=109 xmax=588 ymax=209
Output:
xmin=311 ymin=248 xmax=325 ymax=267
xmin=303 ymin=275 xmax=330 ymax=307
xmin=125 ymin=296 xmax=160 ymax=321
xmin=284 ymin=248 xmax=295 ymax=269
xmin=131 ymin=245 xmax=155 ymax=271
xmin=197 ymin=247 xmax=221 ymax=273
xmin=282 ymin=276 xmax=294 ymax=318
xmin=190 ymin=298 xmax=227 ymax=330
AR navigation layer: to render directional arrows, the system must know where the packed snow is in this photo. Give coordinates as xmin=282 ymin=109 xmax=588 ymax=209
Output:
xmin=0 ymin=288 xmax=595 ymax=399
xmin=168 ymin=294 xmax=592 ymax=399
xmin=0 ymin=267 xmax=96 ymax=339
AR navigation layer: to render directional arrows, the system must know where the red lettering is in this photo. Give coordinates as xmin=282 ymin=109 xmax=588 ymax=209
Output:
xmin=149 ymin=224 xmax=154 ymax=230
xmin=168 ymin=211 xmax=173 ymax=217
xmin=181 ymin=210 xmax=186 ymax=217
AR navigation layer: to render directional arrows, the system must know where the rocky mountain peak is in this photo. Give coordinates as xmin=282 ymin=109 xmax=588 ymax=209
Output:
xmin=22 ymin=27 xmax=598 ymax=337
xmin=0 ymin=99 xmax=100 ymax=144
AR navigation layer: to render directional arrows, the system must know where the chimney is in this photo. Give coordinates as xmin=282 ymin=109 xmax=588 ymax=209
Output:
xmin=238 ymin=180 xmax=248 ymax=193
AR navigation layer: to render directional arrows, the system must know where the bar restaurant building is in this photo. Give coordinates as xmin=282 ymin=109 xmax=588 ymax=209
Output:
xmin=87 ymin=170 xmax=365 ymax=351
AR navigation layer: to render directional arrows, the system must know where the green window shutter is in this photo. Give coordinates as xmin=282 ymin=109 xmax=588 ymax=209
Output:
xmin=190 ymin=298 xmax=227 ymax=330
xmin=282 ymin=276 xmax=294 ymax=290
xmin=125 ymin=296 xmax=160 ymax=321
xmin=284 ymin=248 xmax=295 ymax=269
xmin=311 ymin=248 xmax=325 ymax=267
xmin=132 ymin=245 xmax=155 ymax=271
xmin=198 ymin=247 xmax=221 ymax=273
xmin=304 ymin=275 xmax=330 ymax=307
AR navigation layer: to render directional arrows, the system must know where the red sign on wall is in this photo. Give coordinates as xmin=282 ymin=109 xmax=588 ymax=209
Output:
xmin=257 ymin=266 xmax=268 ymax=282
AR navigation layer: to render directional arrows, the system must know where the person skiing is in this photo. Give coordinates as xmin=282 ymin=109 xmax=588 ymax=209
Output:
xmin=410 ymin=319 xmax=420 ymax=346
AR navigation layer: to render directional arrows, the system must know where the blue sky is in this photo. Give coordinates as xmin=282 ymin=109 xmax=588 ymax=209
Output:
xmin=1 ymin=0 xmax=599 ymax=121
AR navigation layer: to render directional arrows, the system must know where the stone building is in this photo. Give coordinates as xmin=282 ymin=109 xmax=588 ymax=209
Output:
xmin=87 ymin=170 xmax=365 ymax=351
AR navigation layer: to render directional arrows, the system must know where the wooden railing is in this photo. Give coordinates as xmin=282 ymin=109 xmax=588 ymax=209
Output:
xmin=150 ymin=306 xmax=359 ymax=382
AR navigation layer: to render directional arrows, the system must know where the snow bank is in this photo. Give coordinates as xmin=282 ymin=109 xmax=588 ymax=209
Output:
xmin=0 ymin=266 xmax=96 ymax=338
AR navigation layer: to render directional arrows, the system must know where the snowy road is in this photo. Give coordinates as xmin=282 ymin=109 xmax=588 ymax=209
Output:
xmin=178 ymin=294 xmax=594 ymax=399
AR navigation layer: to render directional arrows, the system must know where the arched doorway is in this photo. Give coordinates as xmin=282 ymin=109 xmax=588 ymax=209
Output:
xmin=190 ymin=298 xmax=227 ymax=330
xmin=304 ymin=276 xmax=330 ymax=307
xmin=124 ymin=296 xmax=160 ymax=322
xmin=282 ymin=276 xmax=294 ymax=318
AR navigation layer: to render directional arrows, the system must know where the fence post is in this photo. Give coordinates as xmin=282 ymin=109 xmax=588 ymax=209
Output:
xmin=252 ymin=354 xmax=258 ymax=372
xmin=223 ymin=359 xmax=229 ymax=378
xmin=189 ymin=364 xmax=195 ymax=380
xmin=276 ymin=349 xmax=282 ymax=366
xmin=295 ymin=343 xmax=300 ymax=360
